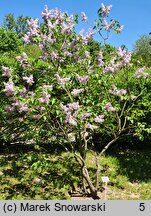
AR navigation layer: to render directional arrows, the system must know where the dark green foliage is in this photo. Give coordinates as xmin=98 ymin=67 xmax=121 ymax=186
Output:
xmin=0 ymin=27 xmax=22 ymax=53
xmin=87 ymin=39 xmax=116 ymax=64
xmin=87 ymin=39 xmax=101 ymax=62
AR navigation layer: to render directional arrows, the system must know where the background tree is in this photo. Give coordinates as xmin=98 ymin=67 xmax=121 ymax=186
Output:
xmin=3 ymin=13 xmax=30 ymax=37
xmin=2 ymin=14 xmax=42 ymax=58
xmin=133 ymin=35 xmax=151 ymax=67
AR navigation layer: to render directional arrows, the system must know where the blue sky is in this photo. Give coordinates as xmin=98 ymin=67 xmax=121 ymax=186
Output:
xmin=0 ymin=0 xmax=150 ymax=51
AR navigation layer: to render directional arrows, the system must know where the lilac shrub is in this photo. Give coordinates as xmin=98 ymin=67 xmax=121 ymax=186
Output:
xmin=1 ymin=3 xmax=150 ymax=198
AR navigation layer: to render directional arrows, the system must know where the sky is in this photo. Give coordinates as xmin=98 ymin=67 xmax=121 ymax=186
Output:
xmin=0 ymin=0 xmax=150 ymax=51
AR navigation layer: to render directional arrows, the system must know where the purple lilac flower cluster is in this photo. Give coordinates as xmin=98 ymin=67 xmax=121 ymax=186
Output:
xmin=81 ymin=112 xmax=105 ymax=130
xmin=134 ymin=67 xmax=148 ymax=79
xmin=5 ymin=97 xmax=30 ymax=113
xmin=23 ymin=75 xmax=34 ymax=85
xmin=103 ymin=19 xmax=123 ymax=32
xmin=109 ymin=85 xmax=127 ymax=96
xmin=105 ymin=102 xmax=116 ymax=112
xmin=82 ymin=28 xmax=96 ymax=44
xmin=98 ymin=50 xmax=104 ymax=66
xmin=41 ymin=5 xmax=52 ymax=22
xmin=86 ymin=123 xmax=98 ymax=130
xmin=103 ymin=19 xmax=115 ymax=31
xmin=76 ymin=74 xmax=89 ymax=84
xmin=16 ymin=52 xmax=30 ymax=69
xmin=23 ymin=19 xmax=39 ymax=43
xmin=71 ymin=89 xmax=84 ymax=96
xmin=81 ymin=12 xmax=88 ymax=22
xmin=81 ymin=112 xmax=91 ymax=120
xmin=101 ymin=3 xmax=112 ymax=17
xmin=22 ymin=5 xmax=95 ymax=66
xmin=116 ymin=47 xmax=131 ymax=65
xmin=61 ymin=102 xmax=80 ymax=126
xmin=39 ymin=6 xmax=75 ymax=37
xmin=18 ymin=103 xmax=30 ymax=113
xmin=56 ymin=74 xmax=70 ymax=85
xmin=39 ymin=92 xmax=50 ymax=104
xmin=102 ymin=47 xmax=131 ymax=74
xmin=4 ymin=82 xmax=15 ymax=96
xmin=2 ymin=66 xmax=12 ymax=77
xmin=94 ymin=114 xmax=105 ymax=123
xmin=100 ymin=3 xmax=123 ymax=33
xmin=43 ymin=84 xmax=53 ymax=89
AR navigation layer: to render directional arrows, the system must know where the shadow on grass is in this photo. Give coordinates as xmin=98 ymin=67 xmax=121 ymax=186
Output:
xmin=107 ymin=149 xmax=151 ymax=182
xmin=0 ymin=144 xmax=81 ymax=199
xmin=1 ymin=143 xmax=151 ymax=199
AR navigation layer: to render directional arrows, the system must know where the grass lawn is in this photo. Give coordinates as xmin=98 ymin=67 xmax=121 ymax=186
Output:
xmin=0 ymin=144 xmax=151 ymax=200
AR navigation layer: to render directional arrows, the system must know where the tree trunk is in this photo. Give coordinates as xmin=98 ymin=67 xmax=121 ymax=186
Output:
xmin=75 ymin=132 xmax=100 ymax=199
xmin=82 ymin=165 xmax=100 ymax=199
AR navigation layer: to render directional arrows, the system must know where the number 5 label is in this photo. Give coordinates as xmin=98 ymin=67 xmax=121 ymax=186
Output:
xmin=139 ymin=203 xmax=145 ymax=211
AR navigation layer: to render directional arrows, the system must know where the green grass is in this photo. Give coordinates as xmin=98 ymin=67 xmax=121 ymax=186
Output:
xmin=0 ymin=145 xmax=151 ymax=200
